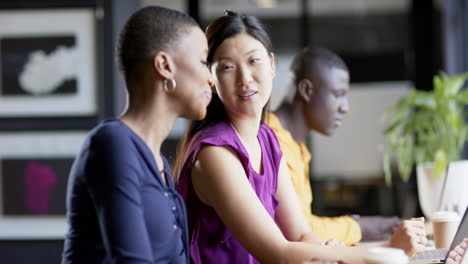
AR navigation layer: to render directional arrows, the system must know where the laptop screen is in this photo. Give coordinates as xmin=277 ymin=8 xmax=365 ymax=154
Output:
xmin=440 ymin=161 xmax=468 ymax=217
xmin=445 ymin=206 xmax=468 ymax=260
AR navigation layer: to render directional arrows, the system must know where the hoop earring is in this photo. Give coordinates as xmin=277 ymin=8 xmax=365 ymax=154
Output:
xmin=163 ymin=79 xmax=177 ymax=93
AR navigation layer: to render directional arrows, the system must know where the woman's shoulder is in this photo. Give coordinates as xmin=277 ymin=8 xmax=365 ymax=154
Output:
xmin=195 ymin=121 xmax=237 ymax=146
xmin=200 ymin=121 xmax=232 ymax=137
xmin=87 ymin=119 xmax=135 ymax=152
xmin=181 ymin=122 xmax=244 ymax=172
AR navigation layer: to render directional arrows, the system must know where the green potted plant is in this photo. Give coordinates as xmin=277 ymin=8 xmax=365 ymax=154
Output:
xmin=382 ymin=72 xmax=468 ymax=219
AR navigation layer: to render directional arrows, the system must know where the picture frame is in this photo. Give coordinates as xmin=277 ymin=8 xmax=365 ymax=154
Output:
xmin=0 ymin=131 xmax=87 ymax=239
xmin=0 ymin=8 xmax=97 ymax=118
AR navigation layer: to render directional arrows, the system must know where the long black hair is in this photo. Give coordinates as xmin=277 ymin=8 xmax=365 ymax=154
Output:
xmin=173 ymin=11 xmax=274 ymax=181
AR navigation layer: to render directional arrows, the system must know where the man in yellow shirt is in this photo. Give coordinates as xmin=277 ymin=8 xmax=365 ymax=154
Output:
xmin=267 ymin=47 xmax=399 ymax=245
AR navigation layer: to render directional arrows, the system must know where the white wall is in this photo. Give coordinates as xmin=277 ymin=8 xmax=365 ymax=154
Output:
xmin=271 ymin=53 xmax=295 ymax=110
xmin=311 ymin=82 xmax=410 ymax=180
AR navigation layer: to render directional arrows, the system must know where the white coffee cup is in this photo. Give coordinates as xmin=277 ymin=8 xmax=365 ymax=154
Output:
xmin=365 ymin=247 xmax=409 ymax=264
xmin=432 ymin=211 xmax=460 ymax=248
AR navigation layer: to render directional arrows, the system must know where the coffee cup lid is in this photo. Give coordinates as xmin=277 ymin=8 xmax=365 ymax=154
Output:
xmin=432 ymin=211 xmax=459 ymax=222
xmin=366 ymin=247 xmax=408 ymax=264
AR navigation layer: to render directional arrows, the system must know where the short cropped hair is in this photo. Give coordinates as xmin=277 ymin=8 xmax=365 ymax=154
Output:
xmin=284 ymin=47 xmax=348 ymax=103
xmin=291 ymin=47 xmax=348 ymax=83
xmin=116 ymin=6 xmax=198 ymax=89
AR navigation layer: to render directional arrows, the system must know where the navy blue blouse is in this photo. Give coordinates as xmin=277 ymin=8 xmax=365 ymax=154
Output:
xmin=62 ymin=119 xmax=189 ymax=264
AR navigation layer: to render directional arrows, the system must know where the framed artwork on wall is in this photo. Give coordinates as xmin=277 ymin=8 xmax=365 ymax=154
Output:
xmin=0 ymin=131 xmax=86 ymax=239
xmin=0 ymin=9 xmax=97 ymax=118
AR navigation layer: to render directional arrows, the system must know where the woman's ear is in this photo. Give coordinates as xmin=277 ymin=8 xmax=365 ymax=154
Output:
xmin=269 ymin=52 xmax=276 ymax=78
xmin=297 ymin=79 xmax=313 ymax=103
xmin=153 ymin=51 xmax=175 ymax=80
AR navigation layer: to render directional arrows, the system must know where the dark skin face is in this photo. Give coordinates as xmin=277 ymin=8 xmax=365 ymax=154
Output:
xmin=299 ymin=66 xmax=350 ymax=136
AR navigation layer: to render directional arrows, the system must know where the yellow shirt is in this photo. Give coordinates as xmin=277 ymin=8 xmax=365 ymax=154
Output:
xmin=266 ymin=112 xmax=362 ymax=245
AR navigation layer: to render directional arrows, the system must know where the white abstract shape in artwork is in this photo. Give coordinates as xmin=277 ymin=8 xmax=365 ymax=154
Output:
xmin=19 ymin=45 xmax=78 ymax=95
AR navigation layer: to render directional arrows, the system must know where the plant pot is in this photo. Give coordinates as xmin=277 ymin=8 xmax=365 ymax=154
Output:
xmin=416 ymin=163 xmax=446 ymax=220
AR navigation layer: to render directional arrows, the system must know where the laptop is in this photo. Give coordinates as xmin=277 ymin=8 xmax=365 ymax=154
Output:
xmin=410 ymin=205 xmax=468 ymax=263
xmin=439 ymin=160 xmax=468 ymax=217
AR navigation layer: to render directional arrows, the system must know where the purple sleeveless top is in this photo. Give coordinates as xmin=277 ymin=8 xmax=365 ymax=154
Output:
xmin=176 ymin=121 xmax=283 ymax=264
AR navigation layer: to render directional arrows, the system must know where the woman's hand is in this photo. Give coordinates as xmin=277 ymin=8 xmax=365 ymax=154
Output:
xmin=386 ymin=217 xmax=427 ymax=257
xmin=323 ymin=239 xmax=345 ymax=247
xmin=446 ymin=238 xmax=468 ymax=264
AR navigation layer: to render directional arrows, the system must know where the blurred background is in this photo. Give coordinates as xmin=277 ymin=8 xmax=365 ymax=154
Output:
xmin=0 ymin=0 xmax=467 ymax=263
